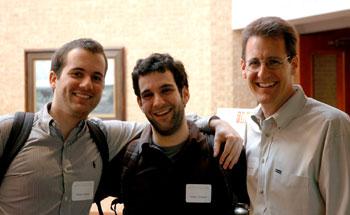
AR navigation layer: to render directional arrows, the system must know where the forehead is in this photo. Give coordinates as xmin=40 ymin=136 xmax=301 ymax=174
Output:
xmin=138 ymin=70 xmax=176 ymax=91
xmin=65 ymin=48 xmax=106 ymax=74
xmin=245 ymin=36 xmax=286 ymax=59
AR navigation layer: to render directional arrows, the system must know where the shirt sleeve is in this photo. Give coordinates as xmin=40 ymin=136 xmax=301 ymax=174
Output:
xmin=0 ymin=115 xmax=15 ymax=158
xmin=186 ymin=114 xmax=211 ymax=133
xmin=98 ymin=120 xmax=146 ymax=160
xmin=318 ymin=115 xmax=350 ymax=215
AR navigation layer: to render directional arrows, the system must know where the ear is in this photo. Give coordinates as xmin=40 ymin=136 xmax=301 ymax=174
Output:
xmin=49 ymin=71 xmax=58 ymax=89
xmin=290 ymin=56 xmax=299 ymax=76
xmin=241 ymin=58 xmax=247 ymax=79
xmin=137 ymin=96 xmax=144 ymax=112
xmin=182 ymin=86 xmax=190 ymax=106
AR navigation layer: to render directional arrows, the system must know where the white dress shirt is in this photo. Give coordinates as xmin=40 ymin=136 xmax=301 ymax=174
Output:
xmin=245 ymin=85 xmax=350 ymax=215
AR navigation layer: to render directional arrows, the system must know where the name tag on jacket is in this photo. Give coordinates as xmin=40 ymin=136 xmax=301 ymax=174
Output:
xmin=186 ymin=184 xmax=212 ymax=203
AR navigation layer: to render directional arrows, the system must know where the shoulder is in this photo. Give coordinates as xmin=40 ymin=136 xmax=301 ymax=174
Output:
xmin=299 ymin=98 xmax=350 ymax=139
xmin=304 ymin=98 xmax=350 ymax=124
xmin=188 ymin=121 xmax=213 ymax=141
xmin=0 ymin=114 xmax=15 ymax=156
xmin=88 ymin=117 xmax=133 ymax=135
xmin=92 ymin=118 xmax=146 ymax=136
xmin=88 ymin=118 xmax=107 ymax=133
xmin=187 ymin=121 xmax=215 ymax=155
xmin=0 ymin=114 xmax=15 ymax=139
xmin=0 ymin=114 xmax=15 ymax=127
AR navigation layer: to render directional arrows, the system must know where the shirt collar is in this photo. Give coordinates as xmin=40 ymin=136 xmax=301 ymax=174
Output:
xmin=37 ymin=102 xmax=86 ymax=137
xmin=251 ymin=106 xmax=263 ymax=128
xmin=37 ymin=102 xmax=55 ymax=134
xmin=137 ymin=125 xmax=153 ymax=152
xmin=251 ymin=85 xmax=307 ymax=129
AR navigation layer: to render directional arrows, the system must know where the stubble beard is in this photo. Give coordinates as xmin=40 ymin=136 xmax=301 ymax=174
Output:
xmin=148 ymin=105 xmax=185 ymax=136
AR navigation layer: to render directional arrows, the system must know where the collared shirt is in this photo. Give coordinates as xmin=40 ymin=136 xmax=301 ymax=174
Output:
xmin=245 ymin=85 xmax=350 ymax=215
xmin=0 ymin=104 xmax=210 ymax=215
xmin=0 ymin=103 xmax=144 ymax=215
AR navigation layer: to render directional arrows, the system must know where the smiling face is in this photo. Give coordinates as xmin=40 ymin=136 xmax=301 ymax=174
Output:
xmin=241 ymin=36 xmax=298 ymax=117
xmin=137 ymin=70 xmax=189 ymax=136
xmin=49 ymin=48 xmax=106 ymax=120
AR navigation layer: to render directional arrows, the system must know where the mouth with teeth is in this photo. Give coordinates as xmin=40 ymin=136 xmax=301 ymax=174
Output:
xmin=153 ymin=107 xmax=172 ymax=117
xmin=73 ymin=92 xmax=93 ymax=100
xmin=256 ymin=82 xmax=278 ymax=88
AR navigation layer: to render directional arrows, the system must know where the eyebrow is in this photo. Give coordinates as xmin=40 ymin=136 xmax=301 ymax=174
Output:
xmin=247 ymin=56 xmax=284 ymax=61
xmin=71 ymin=67 xmax=104 ymax=75
xmin=160 ymin=84 xmax=175 ymax=89
xmin=140 ymin=83 xmax=175 ymax=95
xmin=93 ymin=71 xmax=104 ymax=76
xmin=70 ymin=67 xmax=85 ymax=71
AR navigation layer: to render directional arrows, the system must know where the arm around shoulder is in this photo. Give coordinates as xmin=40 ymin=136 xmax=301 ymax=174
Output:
xmin=98 ymin=119 xmax=146 ymax=158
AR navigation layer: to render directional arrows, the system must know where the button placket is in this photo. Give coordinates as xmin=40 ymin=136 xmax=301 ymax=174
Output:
xmin=258 ymin=118 xmax=275 ymax=209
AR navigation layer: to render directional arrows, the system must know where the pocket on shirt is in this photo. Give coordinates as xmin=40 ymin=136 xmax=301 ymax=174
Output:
xmin=270 ymin=171 xmax=309 ymax=214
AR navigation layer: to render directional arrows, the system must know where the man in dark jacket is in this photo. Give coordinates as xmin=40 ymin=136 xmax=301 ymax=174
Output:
xmin=115 ymin=53 xmax=249 ymax=215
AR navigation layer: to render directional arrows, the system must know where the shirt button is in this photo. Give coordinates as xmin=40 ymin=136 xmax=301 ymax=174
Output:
xmin=260 ymin=190 xmax=264 ymax=194
xmin=262 ymin=158 xmax=265 ymax=163
xmin=265 ymin=133 xmax=270 ymax=137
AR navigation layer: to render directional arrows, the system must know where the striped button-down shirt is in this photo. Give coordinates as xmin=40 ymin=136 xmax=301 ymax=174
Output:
xmin=0 ymin=103 xmax=143 ymax=215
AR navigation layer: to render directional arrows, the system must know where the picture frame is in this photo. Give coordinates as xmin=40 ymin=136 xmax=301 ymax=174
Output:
xmin=24 ymin=48 xmax=125 ymax=120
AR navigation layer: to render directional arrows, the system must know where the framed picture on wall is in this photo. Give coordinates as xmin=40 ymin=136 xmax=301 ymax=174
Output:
xmin=24 ymin=48 xmax=125 ymax=120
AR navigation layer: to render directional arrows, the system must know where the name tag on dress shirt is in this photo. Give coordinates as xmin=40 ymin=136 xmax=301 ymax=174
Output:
xmin=186 ymin=184 xmax=212 ymax=203
xmin=72 ymin=181 xmax=94 ymax=201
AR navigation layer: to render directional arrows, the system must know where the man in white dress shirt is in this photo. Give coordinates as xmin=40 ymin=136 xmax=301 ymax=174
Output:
xmin=240 ymin=16 xmax=350 ymax=215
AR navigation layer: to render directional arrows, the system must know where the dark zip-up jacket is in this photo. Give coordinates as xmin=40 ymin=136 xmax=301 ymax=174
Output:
xmin=118 ymin=121 xmax=249 ymax=215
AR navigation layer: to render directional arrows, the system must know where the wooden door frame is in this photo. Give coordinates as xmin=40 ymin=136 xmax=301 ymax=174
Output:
xmin=299 ymin=28 xmax=350 ymax=113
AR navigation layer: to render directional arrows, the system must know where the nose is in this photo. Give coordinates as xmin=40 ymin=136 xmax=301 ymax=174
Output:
xmin=80 ymin=76 xmax=93 ymax=90
xmin=257 ymin=63 xmax=270 ymax=79
xmin=153 ymin=93 xmax=166 ymax=107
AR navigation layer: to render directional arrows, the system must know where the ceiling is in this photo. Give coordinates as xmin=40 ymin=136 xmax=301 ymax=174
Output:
xmin=292 ymin=9 xmax=350 ymax=34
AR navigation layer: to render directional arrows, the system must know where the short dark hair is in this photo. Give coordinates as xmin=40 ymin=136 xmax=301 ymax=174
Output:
xmin=241 ymin=16 xmax=298 ymax=60
xmin=51 ymin=38 xmax=108 ymax=77
xmin=132 ymin=53 xmax=188 ymax=97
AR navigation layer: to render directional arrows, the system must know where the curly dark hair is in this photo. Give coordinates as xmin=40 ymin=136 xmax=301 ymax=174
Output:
xmin=132 ymin=53 xmax=188 ymax=97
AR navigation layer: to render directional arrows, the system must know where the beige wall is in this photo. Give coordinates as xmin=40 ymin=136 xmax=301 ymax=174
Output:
xmin=0 ymin=0 xmax=255 ymax=121
xmin=211 ymin=1 xmax=255 ymax=109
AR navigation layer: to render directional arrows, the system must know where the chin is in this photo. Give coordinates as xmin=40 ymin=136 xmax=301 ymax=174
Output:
xmin=255 ymin=95 xmax=274 ymax=105
xmin=72 ymin=107 xmax=93 ymax=118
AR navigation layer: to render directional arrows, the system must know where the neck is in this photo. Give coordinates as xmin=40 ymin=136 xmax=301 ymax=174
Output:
xmin=152 ymin=119 xmax=189 ymax=147
xmin=261 ymin=106 xmax=277 ymax=118
xmin=261 ymin=88 xmax=295 ymax=118
xmin=49 ymin=102 xmax=86 ymax=140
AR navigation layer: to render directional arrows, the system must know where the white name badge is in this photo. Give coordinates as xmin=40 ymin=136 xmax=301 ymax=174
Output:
xmin=186 ymin=184 xmax=212 ymax=203
xmin=72 ymin=181 xmax=94 ymax=201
